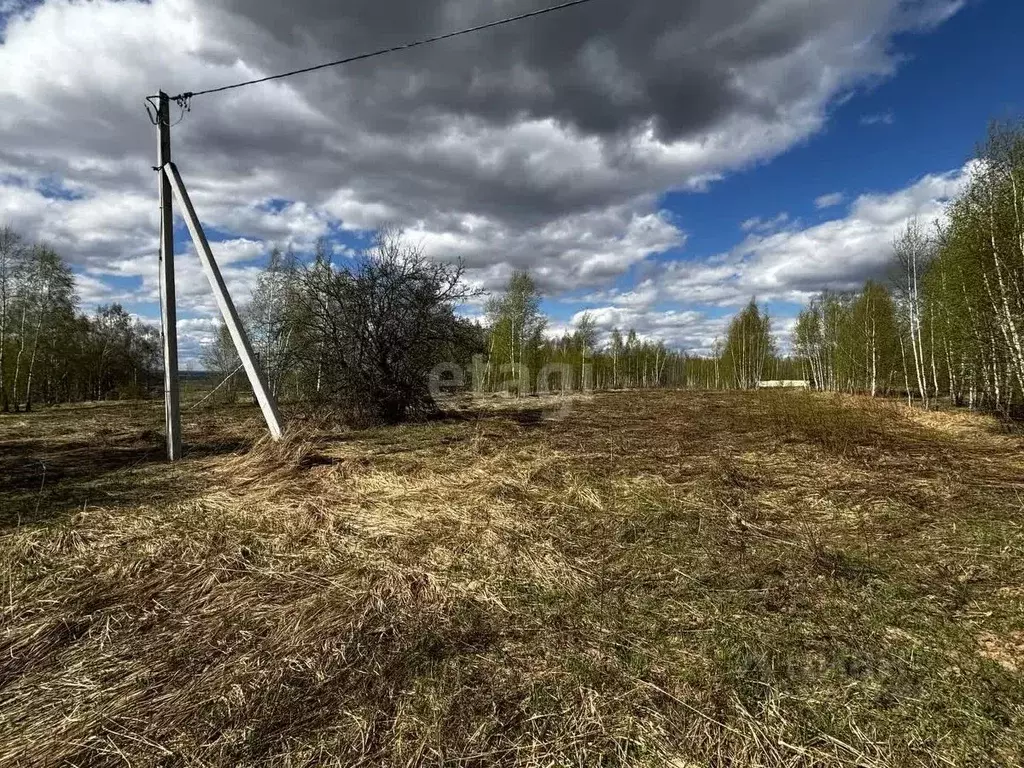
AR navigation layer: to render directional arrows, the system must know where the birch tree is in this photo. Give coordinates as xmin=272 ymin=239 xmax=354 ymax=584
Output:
xmin=0 ymin=227 xmax=26 ymax=411
xmin=723 ymin=299 xmax=772 ymax=389
xmin=485 ymin=271 xmax=545 ymax=396
xmin=893 ymin=220 xmax=933 ymax=407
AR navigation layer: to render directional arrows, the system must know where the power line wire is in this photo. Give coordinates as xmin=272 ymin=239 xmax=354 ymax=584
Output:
xmin=144 ymin=95 xmax=189 ymax=127
xmin=167 ymin=0 xmax=601 ymax=103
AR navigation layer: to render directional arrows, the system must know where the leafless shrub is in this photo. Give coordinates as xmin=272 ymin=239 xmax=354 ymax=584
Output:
xmin=297 ymin=227 xmax=484 ymax=425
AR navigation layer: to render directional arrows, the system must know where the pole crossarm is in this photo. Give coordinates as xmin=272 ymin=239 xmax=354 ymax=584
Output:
xmin=163 ymin=162 xmax=285 ymax=441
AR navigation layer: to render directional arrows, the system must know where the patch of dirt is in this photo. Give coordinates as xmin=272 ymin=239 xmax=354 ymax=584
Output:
xmin=978 ymin=631 xmax=1024 ymax=673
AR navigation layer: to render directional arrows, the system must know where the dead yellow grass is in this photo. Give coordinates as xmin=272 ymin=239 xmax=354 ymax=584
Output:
xmin=1 ymin=391 xmax=1023 ymax=767
xmin=901 ymin=402 xmax=1016 ymax=443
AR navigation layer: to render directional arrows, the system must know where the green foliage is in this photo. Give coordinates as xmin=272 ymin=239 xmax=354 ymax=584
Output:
xmin=0 ymin=227 xmax=158 ymax=410
xmin=790 ymin=120 xmax=1024 ymax=411
xmin=722 ymin=298 xmax=773 ymax=389
xmin=792 ymin=121 xmax=1024 ymax=412
xmin=927 ymin=122 xmax=1024 ymax=410
xmin=484 ymin=270 xmax=547 ymax=394
xmin=794 ymin=285 xmax=901 ymax=396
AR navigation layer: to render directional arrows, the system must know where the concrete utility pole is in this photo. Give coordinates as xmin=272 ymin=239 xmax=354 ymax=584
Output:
xmin=157 ymin=92 xmax=182 ymax=461
xmin=153 ymin=90 xmax=284 ymax=459
xmin=164 ymin=162 xmax=284 ymax=440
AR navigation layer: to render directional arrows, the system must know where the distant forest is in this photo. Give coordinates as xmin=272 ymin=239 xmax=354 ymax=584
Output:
xmin=792 ymin=123 xmax=1024 ymax=412
xmin=2 ymin=123 xmax=1023 ymax=417
xmin=0 ymin=228 xmax=160 ymax=412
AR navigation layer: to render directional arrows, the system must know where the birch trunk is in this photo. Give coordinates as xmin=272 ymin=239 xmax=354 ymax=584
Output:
xmin=10 ymin=304 xmax=28 ymax=411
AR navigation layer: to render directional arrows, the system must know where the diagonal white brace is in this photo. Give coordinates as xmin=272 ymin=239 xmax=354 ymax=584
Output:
xmin=163 ymin=161 xmax=284 ymax=440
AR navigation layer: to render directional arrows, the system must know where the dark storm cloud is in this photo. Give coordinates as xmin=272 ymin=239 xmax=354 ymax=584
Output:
xmin=158 ymin=0 xmax=960 ymax=233
xmin=0 ymin=0 xmax=962 ymax=298
xmin=215 ymin=0 xmax=864 ymax=141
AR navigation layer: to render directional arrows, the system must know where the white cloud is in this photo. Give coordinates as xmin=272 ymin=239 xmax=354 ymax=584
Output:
xmin=814 ymin=192 xmax=845 ymax=209
xmin=73 ymin=272 xmax=137 ymax=309
xmin=0 ymin=0 xmax=965 ymax=363
xmin=567 ymin=305 xmax=727 ymax=355
xmin=407 ymin=202 xmax=685 ymax=293
xmin=489 ymin=160 xmax=948 ymax=362
xmin=175 ymin=316 xmax=222 ymax=363
xmin=599 ymin=164 xmax=972 ymax=310
xmin=1 ymin=1 xmax=960 ymax=272
xmin=860 ymin=111 xmax=895 ymax=126
xmin=741 ymin=212 xmax=790 ymax=233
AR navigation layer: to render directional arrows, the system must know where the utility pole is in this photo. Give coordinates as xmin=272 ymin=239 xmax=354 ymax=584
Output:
xmin=164 ymin=162 xmax=284 ymax=440
xmin=157 ymin=91 xmax=182 ymax=460
xmin=150 ymin=89 xmax=283 ymax=456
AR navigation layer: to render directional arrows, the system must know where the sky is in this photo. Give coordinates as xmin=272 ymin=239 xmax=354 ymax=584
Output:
xmin=1 ymin=0 xmax=1021 ymax=366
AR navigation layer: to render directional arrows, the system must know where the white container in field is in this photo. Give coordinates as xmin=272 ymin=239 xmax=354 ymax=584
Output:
xmin=757 ymin=380 xmax=810 ymax=389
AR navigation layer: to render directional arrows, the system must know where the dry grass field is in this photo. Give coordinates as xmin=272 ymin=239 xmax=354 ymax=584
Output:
xmin=1 ymin=391 xmax=1023 ymax=767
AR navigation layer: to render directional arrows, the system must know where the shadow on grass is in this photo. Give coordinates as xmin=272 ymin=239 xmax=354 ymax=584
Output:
xmin=0 ymin=435 xmax=248 ymax=530
xmin=435 ymin=406 xmax=554 ymax=429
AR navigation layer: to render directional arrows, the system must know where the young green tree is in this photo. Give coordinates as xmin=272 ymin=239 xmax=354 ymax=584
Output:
xmin=485 ymin=270 xmax=546 ymax=395
xmin=892 ymin=219 xmax=934 ymax=407
xmin=21 ymin=245 xmax=76 ymax=411
xmin=247 ymin=246 xmax=301 ymax=399
xmin=201 ymin=322 xmax=242 ymax=403
xmin=0 ymin=227 xmax=27 ymax=411
xmin=573 ymin=312 xmax=598 ymax=391
xmin=849 ymin=281 xmax=900 ymax=397
xmin=609 ymin=327 xmax=623 ymax=388
xmin=723 ymin=299 xmax=772 ymax=389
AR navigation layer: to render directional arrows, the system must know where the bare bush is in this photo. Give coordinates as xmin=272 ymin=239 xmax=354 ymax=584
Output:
xmin=297 ymin=228 xmax=483 ymax=424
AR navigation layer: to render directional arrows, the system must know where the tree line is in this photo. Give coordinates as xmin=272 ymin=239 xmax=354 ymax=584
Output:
xmin=206 ymin=240 xmax=799 ymax=416
xmin=219 ymin=123 xmax=1023 ymax=416
xmin=476 ymin=276 xmax=797 ymax=394
xmin=6 ymin=122 xmax=1022 ymax=419
xmin=0 ymin=227 xmax=161 ymax=411
xmin=795 ymin=124 xmax=1024 ymax=412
